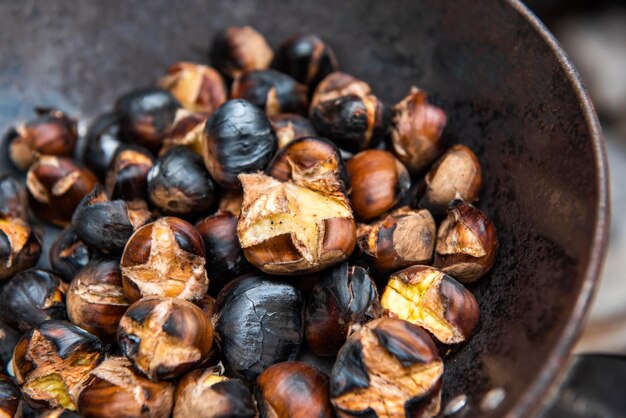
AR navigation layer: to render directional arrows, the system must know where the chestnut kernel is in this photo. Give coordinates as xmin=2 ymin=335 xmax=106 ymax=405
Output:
xmin=0 ymin=217 xmax=42 ymax=281
xmin=232 ymin=70 xmax=308 ymax=116
xmin=160 ymin=110 xmax=207 ymax=156
xmin=310 ymin=72 xmax=372 ymax=112
xmin=82 ymin=112 xmax=124 ymax=180
xmin=0 ymin=373 xmax=21 ymax=418
xmin=105 ymin=145 xmax=154 ymax=202
xmin=330 ymin=317 xmax=443 ymax=418
xmin=381 ymin=265 xmax=479 ymax=345
xmin=269 ymin=113 xmax=317 ymax=149
xmin=159 ymin=62 xmax=227 ymax=114
xmin=209 ymin=26 xmax=274 ymax=80
xmin=120 ymin=217 xmax=208 ymax=302
xmin=49 ymin=227 xmax=92 ymax=282
xmin=0 ymin=174 xmax=28 ymax=220
xmin=117 ymin=297 xmax=213 ymax=380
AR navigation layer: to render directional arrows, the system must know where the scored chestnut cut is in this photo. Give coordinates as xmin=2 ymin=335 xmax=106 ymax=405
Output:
xmin=346 ymin=149 xmax=411 ymax=221
xmin=105 ymin=145 xmax=155 ymax=202
xmin=6 ymin=108 xmax=77 ymax=172
xmin=121 ymin=217 xmax=208 ymax=302
xmin=160 ymin=110 xmax=208 ymax=156
xmin=0 ymin=216 xmax=42 ymax=281
xmin=202 ymin=99 xmax=277 ymax=189
xmin=310 ymin=72 xmax=372 ymax=111
xmin=237 ymin=173 xmax=356 ymax=275
xmin=381 ymin=265 xmax=479 ymax=345
xmin=214 ymin=274 xmax=303 ymax=382
xmin=11 ymin=320 xmax=105 ymax=411
xmin=418 ymin=144 xmax=482 ymax=215
xmin=255 ymin=362 xmax=333 ymax=418
xmin=209 ymin=26 xmax=274 ymax=79
xmin=0 ymin=174 xmax=28 ymax=219
xmin=159 ymin=62 xmax=227 ymax=114
xmin=305 ymin=263 xmax=383 ymax=356
xmin=232 ymin=70 xmax=309 ymax=116
xmin=82 ymin=112 xmax=124 ymax=180
xmin=356 ymin=207 xmax=436 ymax=272
xmin=0 ymin=373 xmax=21 ymax=418
xmin=117 ymin=296 xmax=213 ymax=380
xmin=330 ymin=317 xmax=443 ymax=418
xmin=26 ymin=156 xmax=98 ymax=227
xmin=66 ymin=260 xmax=130 ymax=343
xmin=77 ymin=356 xmax=174 ymax=418
xmin=0 ymin=268 xmax=66 ymax=332
xmin=49 ymin=227 xmax=92 ymax=282
xmin=434 ymin=200 xmax=498 ymax=283
xmin=270 ymin=113 xmax=317 ymax=149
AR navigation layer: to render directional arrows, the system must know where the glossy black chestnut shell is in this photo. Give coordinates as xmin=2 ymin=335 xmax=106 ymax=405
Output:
xmin=82 ymin=112 xmax=125 ymax=180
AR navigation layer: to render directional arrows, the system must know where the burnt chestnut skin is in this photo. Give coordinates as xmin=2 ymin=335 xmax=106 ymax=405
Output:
xmin=232 ymin=70 xmax=309 ymax=116
xmin=0 ymin=217 xmax=42 ymax=281
xmin=106 ymin=145 xmax=155 ymax=202
xmin=82 ymin=112 xmax=124 ymax=180
xmin=0 ymin=373 xmax=21 ymax=418
xmin=209 ymin=26 xmax=274 ymax=80
xmin=0 ymin=174 xmax=28 ymax=219
xmin=49 ymin=226 xmax=92 ymax=282
xmin=269 ymin=113 xmax=317 ymax=149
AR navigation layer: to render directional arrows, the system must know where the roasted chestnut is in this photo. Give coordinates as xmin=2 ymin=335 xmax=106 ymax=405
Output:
xmin=0 ymin=174 xmax=28 ymax=219
xmin=330 ymin=317 xmax=443 ymax=418
xmin=71 ymin=185 xmax=152 ymax=254
xmin=305 ymin=263 xmax=382 ymax=356
xmin=105 ymin=145 xmax=154 ymax=202
xmin=272 ymin=33 xmax=338 ymax=89
xmin=217 ymin=189 xmax=243 ymax=216
xmin=114 ymin=87 xmax=180 ymax=152
xmin=82 ymin=112 xmax=124 ymax=180
xmin=26 ymin=156 xmax=98 ymax=227
xmin=196 ymin=212 xmax=253 ymax=295
xmin=159 ymin=62 xmax=227 ymax=114
xmin=209 ymin=26 xmax=274 ymax=79
xmin=0 ymin=217 xmax=42 ymax=281
xmin=160 ymin=110 xmax=207 ymax=156
xmin=232 ymin=70 xmax=308 ymax=116
xmin=77 ymin=356 xmax=174 ymax=418
xmin=39 ymin=410 xmax=82 ymax=418
xmin=269 ymin=113 xmax=317 ymax=149
xmin=202 ymin=99 xmax=277 ymax=189
xmin=120 ymin=217 xmax=208 ymax=302
xmin=147 ymin=146 xmax=216 ymax=217
xmin=310 ymin=72 xmax=372 ymax=112
xmin=117 ymin=297 xmax=213 ymax=380
xmin=346 ymin=149 xmax=411 ymax=221
xmin=237 ymin=173 xmax=356 ymax=275
xmin=256 ymin=362 xmax=332 ymax=418
xmin=214 ymin=274 xmax=303 ymax=382
xmin=0 ymin=269 xmax=66 ymax=332
xmin=49 ymin=226 xmax=92 ymax=282
xmin=433 ymin=200 xmax=498 ymax=283
xmin=11 ymin=320 xmax=105 ymax=411
xmin=0 ymin=373 xmax=21 ymax=418
xmin=418 ymin=144 xmax=482 ymax=215
xmin=174 ymin=367 xmax=257 ymax=418
xmin=6 ymin=108 xmax=77 ymax=172
xmin=356 ymin=207 xmax=436 ymax=272
xmin=381 ymin=265 xmax=479 ymax=345
xmin=66 ymin=260 xmax=129 ymax=343
xmin=0 ymin=321 xmax=20 ymax=371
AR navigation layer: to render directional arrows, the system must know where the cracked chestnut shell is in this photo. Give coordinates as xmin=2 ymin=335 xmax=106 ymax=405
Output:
xmin=237 ymin=173 xmax=356 ymax=275
xmin=0 ymin=217 xmax=42 ymax=281
xmin=26 ymin=156 xmax=98 ymax=227
xmin=147 ymin=146 xmax=216 ymax=218
xmin=232 ymin=70 xmax=308 ymax=116
xmin=159 ymin=62 xmax=227 ymax=114
xmin=269 ymin=113 xmax=317 ymax=149
xmin=0 ymin=174 xmax=28 ymax=219
xmin=105 ymin=145 xmax=154 ymax=202
xmin=356 ymin=207 xmax=436 ymax=273
xmin=202 ymin=99 xmax=277 ymax=189
xmin=11 ymin=320 xmax=105 ymax=411
xmin=209 ymin=26 xmax=274 ymax=80
xmin=77 ymin=356 xmax=174 ymax=418
xmin=6 ymin=108 xmax=77 ymax=172
xmin=305 ymin=263 xmax=382 ymax=356
xmin=82 ymin=112 xmax=124 ymax=180
xmin=310 ymin=72 xmax=372 ymax=112
xmin=214 ymin=274 xmax=303 ymax=382
xmin=381 ymin=265 xmax=479 ymax=345
xmin=66 ymin=260 xmax=129 ymax=343
xmin=433 ymin=200 xmax=498 ymax=283
xmin=346 ymin=149 xmax=411 ymax=221
xmin=217 ymin=189 xmax=243 ymax=216
xmin=117 ymin=296 xmax=213 ymax=380
xmin=121 ymin=217 xmax=208 ymax=302
xmin=255 ymin=362 xmax=332 ymax=418
xmin=160 ymin=110 xmax=207 ymax=156
xmin=330 ymin=317 xmax=443 ymax=418
xmin=0 ymin=268 xmax=66 ymax=332
xmin=0 ymin=373 xmax=21 ymax=418
xmin=49 ymin=227 xmax=91 ymax=282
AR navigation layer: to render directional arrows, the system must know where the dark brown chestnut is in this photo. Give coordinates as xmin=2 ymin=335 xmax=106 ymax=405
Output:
xmin=209 ymin=26 xmax=274 ymax=79
xmin=0 ymin=174 xmax=28 ymax=219
xmin=232 ymin=70 xmax=308 ymax=116
xmin=330 ymin=317 xmax=443 ymax=418
xmin=0 ymin=217 xmax=42 ymax=281
xmin=120 ymin=217 xmax=208 ymax=302
xmin=310 ymin=72 xmax=372 ymax=111
xmin=105 ymin=145 xmax=154 ymax=202
xmin=82 ymin=112 xmax=125 ymax=180
xmin=159 ymin=62 xmax=227 ymax=114
xmin=0 ymin=373 xmax=21 ymax=418
xmin=381 ymin=265 xmax=479 ymax=345
xmin=255 ymin=362 xmax=333 ymax=418
xmin=49 ymin=227 xmax=92 ymax=282
xmin=269 ymin=113 xmax=317 ymax=149
xmin=117 ymin=296 xmax=213 ymax=380
xmin=160 ymin=110 xmax=208 ymax=156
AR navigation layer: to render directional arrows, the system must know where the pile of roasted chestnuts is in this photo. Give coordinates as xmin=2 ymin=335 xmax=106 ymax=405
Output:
xmin=0 ymin=26 xmax=498 ymax=418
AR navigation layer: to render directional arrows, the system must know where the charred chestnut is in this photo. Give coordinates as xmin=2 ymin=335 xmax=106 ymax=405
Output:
xmin=346 ymin=149 xmax=411 ymax=221
xmin=82 ymin=112 xmax=124 ymax=180
xmin=256 ymin=362 xmax=332 ymax=418
xmin=0 ymin=374 xmax=21 ymax=417
xmin=202 ymin=99 xmax=277 ymax=189
xmin=0 ymin=217 xmax=42 ymax=281
xmin=209 ymin=26 xmax=274 ymax=79
xmin=269 ymin=113 xmax=317 ymax=149
xmin=49 ymin=227 xmax=92 ymax=282
xmin=66 ymin=260 xmax=129 ymax=343
xmin=232 ymin=70 xmax=308 ymax=116
xmin=433 ymin=200 xmax=498 ymax=283
xmin=0 ymin=174 xmax=28 ymax=219
xmin=26 ymin=156 xmax=98 ymax=227
xmin=159 ymin=62 xmax=227 ymax=114
xmin=147 ymin=146 xmax=216 ymax=217
xmin=305 ymin=263 xmax=382 ymax=356
xmin=161 ymin=110 xmax=207 ymax=156
xmin=237 ymin=173 xmax=356 ymax=275
xmin=120 ymin=217 xmax=208 ymax=302
xmin=418 ymin=144 xmax=482 ymax=215
xmin=331 ymin=317 xmax=443 ymax=418
xmin=117 ymin=296 xmax=213 ymax=380
xmin=310 ymin=72 xmax=372 ymax=111
xmin=214 ymin=274 xmax=303 ymax=382
xmin=77 ymin=356 xmax=174 ymax=418
xmin=105 ymin=145 xmax=154 ymax=202
xmin=381 ymin=265 xmax=479 ymax=344
xmin=11 ymin=320 xmax=105 ymax=411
